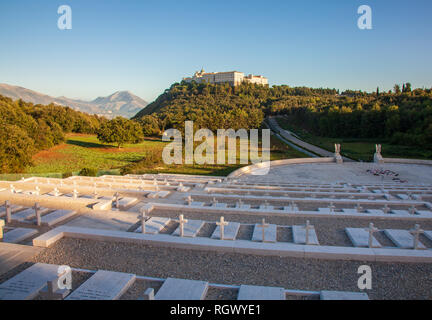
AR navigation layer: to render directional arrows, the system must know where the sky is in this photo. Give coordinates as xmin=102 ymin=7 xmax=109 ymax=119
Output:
xmin=0 ymin=0 xmax=431 ymax=102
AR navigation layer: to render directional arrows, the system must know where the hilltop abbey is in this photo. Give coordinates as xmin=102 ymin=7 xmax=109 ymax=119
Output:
xmin=183 ymin=69 xmax=268 ymax=86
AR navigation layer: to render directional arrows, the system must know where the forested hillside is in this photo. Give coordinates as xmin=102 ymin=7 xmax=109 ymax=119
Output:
xmin=0 ymin=95 xmax=104 ymax=173
xmin=134 ymin=81 xmax=432 ymax=150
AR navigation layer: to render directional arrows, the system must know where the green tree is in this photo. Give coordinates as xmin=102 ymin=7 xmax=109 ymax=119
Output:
xmin=97 ymin=117 xmax=144 ymax=148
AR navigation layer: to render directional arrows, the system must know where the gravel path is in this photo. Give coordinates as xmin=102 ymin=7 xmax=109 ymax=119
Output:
xmin=30 ymin=238 xmax=432 ymax=300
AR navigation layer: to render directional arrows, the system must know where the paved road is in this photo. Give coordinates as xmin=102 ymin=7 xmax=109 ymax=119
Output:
xmin=267 ymin=116 xmax=354 ymax=161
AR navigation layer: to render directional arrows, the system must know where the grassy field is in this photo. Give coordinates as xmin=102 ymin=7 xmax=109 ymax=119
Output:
xmin=20 ymin=133 xmax=307 ymax=177
xmin=275 ymin=117 xmax=432 ymax=161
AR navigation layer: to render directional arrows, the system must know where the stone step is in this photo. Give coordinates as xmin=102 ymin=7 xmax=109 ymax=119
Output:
xmin=292 ymin=225 xmax=319 ymax=245
xmin=0 ymin=205 xmax=23 ymax=217
xmin=135 ymin=217 xmax=171 ymax=234
xmin=0 ymin=263 xmax=60 ymax=300
xmin=252 ymin=223 xmax=277 ymax=243
xmin=11 ymin=208 xmax=49 ymax=222
xmin=66 ymin=270 xmax=136 ymax=300
xmin=3 ymin=228 xmax=38 ymax=244
xmin=172 ymin=220 xmax=205 ymax=238
xmin=116 ymin=197 xmax=138 ymax=209
xmin=40 ymin=210 xmax=77 ymax=227
xmin=155 ymin=278 xmax=208 ymax=300
xmin=237 ymin=285 xmax=285 ymax=300
xmin=345 ymin=228 xmax=381 ymax=248
xmin=211 ymin=222 xmax=241 ymax=240
xmin=320 ymin=291 xmax=369 ymax=300
xmin=384 ymin=229 xmax=426 ymax=249
xmin=390 ymin=210 xmax=410 ymax=216
xmin=212 ymin=203 xmax=227 ymax=208
xmin=366 ymin=209 xmax=385 ymax=215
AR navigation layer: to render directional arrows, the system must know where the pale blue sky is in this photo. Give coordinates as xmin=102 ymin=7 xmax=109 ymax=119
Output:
xmin=0 ymin=0 xmax=431 ymax=102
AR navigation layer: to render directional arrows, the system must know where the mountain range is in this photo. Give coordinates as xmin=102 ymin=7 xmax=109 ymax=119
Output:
xmin=0 ymin=83 xmax=148 ymax=119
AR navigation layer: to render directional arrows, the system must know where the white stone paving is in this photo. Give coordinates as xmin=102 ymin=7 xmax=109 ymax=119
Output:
xmin=155 ymin=278 xmax=208 ymax=300
xmin=135 ymin=217 xmax=171 ymax=234
xmin=384 ymin=229 xmax=426 ymax=249
xmin=237 ymin=285 xmax=285 ymax=300
xmin=345 ymin=228 xmax=381 ymax=248
xmin=66 ymin=270 xmax=135 ymax=300
xmin=292 ymin=225 xmax=319 ymax=245
xmin=211 ymin=222 xmax=241 ymax=240
xmin=0 ymin=263 xmax=59 ymax=300
xmin=251 ymin=223 xmax=277 ymax=243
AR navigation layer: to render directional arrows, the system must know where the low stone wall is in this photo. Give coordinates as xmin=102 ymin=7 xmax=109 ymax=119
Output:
xmin=228 ymin=157 xmax=336 ymax=178
xmin=382 ymin=158 xmax=432 ymax=166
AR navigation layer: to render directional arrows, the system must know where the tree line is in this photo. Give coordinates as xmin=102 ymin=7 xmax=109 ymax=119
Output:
xmin=134 ymin=81 xmax=432 ymax=150
xmin=0 ymin=95 xmax=104 ymax=173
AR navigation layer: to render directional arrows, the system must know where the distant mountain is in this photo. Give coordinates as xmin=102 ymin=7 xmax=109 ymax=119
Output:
xmin=0 ymin=83 xmax=148 ymax=119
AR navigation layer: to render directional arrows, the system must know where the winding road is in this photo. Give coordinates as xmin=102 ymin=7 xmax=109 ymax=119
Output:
xmin=267 ymin=116 xmax=354 ymax=161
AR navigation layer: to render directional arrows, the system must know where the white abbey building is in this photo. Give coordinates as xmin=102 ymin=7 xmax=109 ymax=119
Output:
xmin=183 ymin=69 xmax=268 ymax=86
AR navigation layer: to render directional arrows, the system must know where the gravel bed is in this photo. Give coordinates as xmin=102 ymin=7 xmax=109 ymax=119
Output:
xmin=236 ymin=225 xmax=254 ymax=240
xmin=205 ymin=288 xmax=238 ymax=300
xmin=34 ymin=271 xmax=92 ymax=300
xmin=149 ymin=209 xmax=432 ymax=247
xmin=120 ymin=279 xmax=163 ymax=300
xmin=197 ymin=222 xmax=216 ymax=238
xmin=30 ymin=238 xmax=432 ymax=300
xmin=277 ymin=226 xmax=292 ymax=242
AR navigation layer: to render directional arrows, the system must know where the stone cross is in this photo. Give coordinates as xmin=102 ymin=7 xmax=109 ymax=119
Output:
xmin=328 ymin=202 xmax=336 ymax=213
xmin=216 ymin=216 xmax=229 ymax=240
xmin=178 ymin=214 xmax=188 ymax=237
xmin=304 ymin=220 xmax=314 ymax=245
xmin=264 ymin=200 xmax=270 ymax=209
xmin=34 ymin=202 xmax=41 ymax=226
xmin=139 ymin=208 xmax=148 ymax=234
xmin=410 ymin=224 xmax=424 ymax=250
xmin=409 ymin=206 xmax=417 ymax=215
xmin=212 ymin=197 xmax=218 ymax=205
xmin=376 ymin=144 xmax=382 ymax=155
xmin=53 ymin=188 xmax=60 ymax=197
xmin=0 ymin=219 xmax=4 ymax=241
xmin=10 ymin=185 xmax=15 ymax=193
xmin=5 ymin=201 xmax=12 ymax=223
xmin=236 ymin=199 xmax=243 ymax=207
xmin=290 ymin=201 xmax=297 ymax=212
xmin=40 ymin=266 xmax=72 ymax=300
xmin=356 ymin=203 xmax=363 ymax=213
xmin=114 ymin=192 xmax=120 ymax=208
xmin=93 ymin=190 xmax=98 ymax=199
xmin=257 ymin=218 xmax=269 ymax=242
xmin=186 ymin=196 xmax=193 ymax=206
xmin=365 ymin=223 xmax=379 ymax=248
xmin=35 ymin=186 xmax=40 ymax=196
xmin=153 ymin=179 xmax=157 ymax=186
xmin=73 ymin=189 xmax=78 ymax=200
xmin=382 ymin=204 xmax=391 ymax=214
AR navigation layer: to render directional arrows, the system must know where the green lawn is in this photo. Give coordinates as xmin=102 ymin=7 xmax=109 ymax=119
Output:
xmin=275 ymin=117 xmax=432 ymax=161
xmin=21 ymin=133 xmax=307 ymax=177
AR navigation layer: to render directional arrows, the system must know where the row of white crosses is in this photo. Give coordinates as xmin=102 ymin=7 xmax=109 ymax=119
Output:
xmin=365 ymin=223 xmax=425 ymax=250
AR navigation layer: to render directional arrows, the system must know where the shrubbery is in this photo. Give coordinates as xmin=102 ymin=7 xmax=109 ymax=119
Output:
xmin=79 ymin=167 xmax=98 ymax=177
